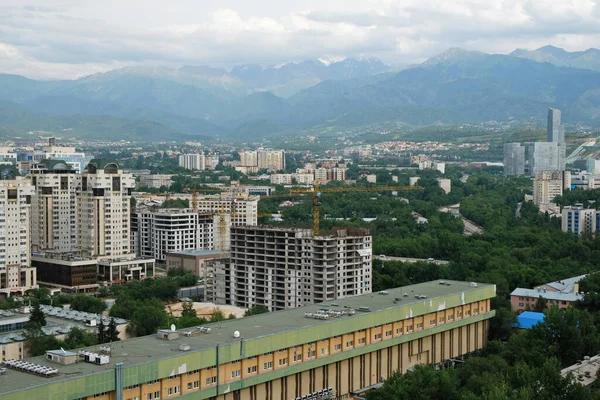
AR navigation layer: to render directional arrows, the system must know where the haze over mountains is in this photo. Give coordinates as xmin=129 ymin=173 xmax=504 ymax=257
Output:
xmin=1 ymin=46 xmax=599 ymax=141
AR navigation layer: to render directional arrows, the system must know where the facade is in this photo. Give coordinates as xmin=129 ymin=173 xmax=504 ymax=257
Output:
xmin=195 ymin=194 xmax=259 ymax=227
xmin=204 ymin=254 xmax=232 ymax=304
xmin=270 ymin=174 xmax=293 ymax=185
xmin=0 ymin=280 xmax=496 ymax=400
xmin=41 ymin=145 xmax=87 ymax=173
xmin=437 ymin=179 xmax=451 ymax=194
xmin=97 ymin=256 xmax=155 ymax=283
xmin=314 ymin=168 xmax=347 ymax=183
xmin=366 ymin=174 xmax=377 ymax=183
xmin=178 ymin=154 xmax=205 ymax=171
xmin=166 ymin=250 xmax=230 ymax=280
xmin=134 ymin=210 xmax=217 ymax=263
xmin=30 ymin=160 xmax=80 ymax=252
xmin=77 ymin=160 xmax=136 ymax=258
xmin=533 ymin=170 xmax=567 ymax=205
xmin=510 ymin=274 xmax=586 ymax=312
xmin=548 ymin=107 xmax=565 ymax=143
xmin=230 ymin=226 xmax=372 ymax=311
xmin=531 ymin=142 xmax=566 ymax=173
xmin=503 ymin=143 xmax=525 ymax=176
xmin=562 ymin=205 xmax=597 ymax=236
xmin=240 ymin=150 xmax=286 ymax=172
xmin=0 ymin=178 xmax=37 ymax=297
xmin=138 ymin=174 xmax=173 ymax=189
xmin=32 ymin=252 xmax=98 ymax=291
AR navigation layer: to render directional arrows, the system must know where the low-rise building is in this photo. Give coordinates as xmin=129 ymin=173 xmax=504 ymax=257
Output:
xmin=510 ymin=274 xmax=586 ymax=312
xmin=138 ymin=174 xmax=173 ymax=189
xmin=166 ymin=250 xmax=230 ymax=280
xmin=32 ymin=252 xmax=99 ymax=292
xmin=0 ymin=280 xmax=496 ymax=400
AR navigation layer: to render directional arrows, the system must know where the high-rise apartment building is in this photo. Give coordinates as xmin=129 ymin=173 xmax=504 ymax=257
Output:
xmin=178 ymin=153 xmax=205 ymax=170
xmin=240 ymin=150 xmax=285 ymax=172
xmin=29 ymin=160 xmax=80 ymax=252
xmin=548 ymin=108 xmax=565 ymax=143
xmin=77 ymin=160 xmax=136 ymax=257
xmin=503 ymin=143 xmax=525 ymax=176
xmin=562 ymin=205 xmax=597 ymax=236
xmin=230 ymin=226 xmax=372 ymax=311
xmin=314 ymin=167 xmax=347 ymax=183
xmin=195 ymin=194 xmax=259 ymax=227
xmin=133 ymin=209 xmax=218 ymax=263
xmin=531 ymin=142 xmax=566 ymax=173
xmin=533 ymin=170 xmax=568 ymax=205
xmin=0 ymin=177 xmax=37 ymax=296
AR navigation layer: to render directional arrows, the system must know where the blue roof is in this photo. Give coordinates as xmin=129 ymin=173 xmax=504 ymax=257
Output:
xmin=515 ymin=311 xmax=545 ymax=329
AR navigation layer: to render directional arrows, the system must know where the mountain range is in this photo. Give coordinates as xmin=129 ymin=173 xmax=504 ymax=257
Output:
xmin=1 ymin=46 xmax=600 ymax=142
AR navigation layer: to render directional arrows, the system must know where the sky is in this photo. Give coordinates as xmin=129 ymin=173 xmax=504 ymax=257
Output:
xmin=1 ymin=0 xmax=600 ymax=79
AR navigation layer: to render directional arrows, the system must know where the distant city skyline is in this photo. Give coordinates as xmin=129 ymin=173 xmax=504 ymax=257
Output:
xmin=1 ymin=0 xmax=599 ymax=79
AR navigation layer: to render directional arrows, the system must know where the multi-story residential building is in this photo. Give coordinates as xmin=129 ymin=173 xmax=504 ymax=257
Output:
xmin=533 ymin=170 xmax=569 ymax=206
xmin=138 ymin=174 xmax=173 ymax=189
xmin=240 ymin=150 xmax=286 ymax=172
xmin=531 ymin=142 xmax=566 ymax=173
xmin=29 ymin=160 xmax=80 ymax=252
xmin=166 ymin=249 xmax=230 ymax=281
xmin=293 ymin=173 xmax=315 ymax=185
xmin=503 ymin=143 xmax=525 ymax=176
xmin=230 ymin=226 xmax=372 ymax=311
xmin=314 ymin=167 xmax=347 ymax=183
xmin=270 ymin=174 xmax=293 ymax=185
xmin=41 ymin=143 xmax=87 ymax=173
xmin=562 ymin=205 xmax=597 ymax=236
xmin=510 ymin=274 xmax=585 ymax=312
xmin=77 ymin=160 xmax=136 ymax=258
xmin=134 ymin=209 xmax=217 ymax=264
xmin=0 ymin=177 xmax=37 ymax=297
xmin=178 ymin=153 xmax=205 ymax=170
xmin=195 ymin=194 xmax=259 ymax=227
xmin=0 ymin=280 xmax=496 ymax=400
xmin=437 ymin=178 xmax=451 ymax=194
xmin=204 ymin=154 xmax=219 ymax=170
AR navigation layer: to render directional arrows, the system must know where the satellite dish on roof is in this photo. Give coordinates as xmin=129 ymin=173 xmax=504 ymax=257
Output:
xmin=171 ymin=324 xmax=176 ymax=332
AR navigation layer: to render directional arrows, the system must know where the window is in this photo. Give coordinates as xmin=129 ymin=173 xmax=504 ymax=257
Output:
xmin=293 ymin=354 xmax=303 ymax=362
xmin=345 ymin=341 xmax=354 ymax=348
xmin=439 ymin=317 xmax=445 ymax=323
xmin=230 ymin=370 xmax=241 ymax=378
xmin=193 ymin=381 xmax=199 ymax=389
xmin=334 ymin=343 xmax=342 ymax=351
xmin=321 ymin=348 xmax=329 ymax=355
xmin=263 ymin=361 xmax=273 ymax=370
xmin=430 ymin=320 xmax=436 ymax=326
xmin=187 ymin=383 xmax=192 ymax=390
xmin=416 ymin=323 xmax=423 ymax=329
xmin=206 ymin=376 xmax=217 ymax=385
xmin=174 ymin=387 xmax=179 ymax=394
xmin=278 ymin=358 xmax=288 ymax=366
xmin=358 ymin=337 xmax=366 ymax=344
xmin=385 ymin=330 xmax=392 ymax=337
xmin=167 ymin=388 xmax=173 ymax=396
xmin=154 ymin=392 xmax=160 ymax=399
xmin=396 ymin=328 xmax=403 ymax=335
xmin=374 ymin=333 xmax=382 ymax=340
xmin=247 ymin=366 xmax=257 ymax=374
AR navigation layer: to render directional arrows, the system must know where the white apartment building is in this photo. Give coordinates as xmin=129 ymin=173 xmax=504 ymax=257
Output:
xmin=229 ymin=226 xmax=372 ymax=311
xmin=314 ymin=167 xmax=347 ymax=183
xmin=133 ymin=209 xmax=217 ymax=263
xmin=437 ymin=178 xmax=452 ymax=194
xmin=77 ymin=160 xmax=136 ymax=257
xmin=138 ymin=174 xmax=173 ymax=189
xmin=270 ymin=174 xmax=293 ymax=185
xmin=533 ymin=171 xmax=569 ymax=206
xmin=0 ymin=177 xmax=37 ymax=296
xmin=240 ymin=150 xmax=285 ymax=171
xmin=30 ymin=160 xmax=80 ymax=252
xmin=195 ymin=194 xmax=259 ymax=226
xmin=294 ymin=173 xmax=315 ymax=185
xmin=562 ymin=205 xmax=598 ymax=237
xmin=178 ymin=153 xmax=205 ymax=170
xmin=42 ymin=144 xmax=87 ymax=173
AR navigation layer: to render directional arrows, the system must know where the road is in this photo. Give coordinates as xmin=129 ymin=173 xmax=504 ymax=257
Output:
xmin=372 ymin=255 xmax=450 ymax=265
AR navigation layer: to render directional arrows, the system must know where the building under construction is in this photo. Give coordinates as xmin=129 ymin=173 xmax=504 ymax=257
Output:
xmin=228 ymin=226 xmax=372 ymax=311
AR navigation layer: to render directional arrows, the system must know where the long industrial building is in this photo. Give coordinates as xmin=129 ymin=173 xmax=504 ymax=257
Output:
xmin=230 ymin=226 xmax=373 ymax=311
xmin=0 ymin=280 xmax=496 ymax=400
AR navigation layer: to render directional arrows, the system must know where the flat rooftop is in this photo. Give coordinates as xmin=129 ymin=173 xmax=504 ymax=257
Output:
xmin=167 ymin=249 xmax=227 ymax=257
xmin=0 ymin=280 xmax=494 ymax=394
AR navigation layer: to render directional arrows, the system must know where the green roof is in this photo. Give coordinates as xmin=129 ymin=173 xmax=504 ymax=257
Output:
xmin=86 ymin=159 xmax=121 ymax=172
xmin=37 ymin=159 xmax=74 ymax=171
xmin=0 ymin=280 xmax=495 ymax=397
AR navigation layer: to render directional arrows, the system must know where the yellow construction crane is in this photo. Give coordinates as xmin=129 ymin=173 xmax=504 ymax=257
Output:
xmin=289 ymin=182 xmax=424 ymax=235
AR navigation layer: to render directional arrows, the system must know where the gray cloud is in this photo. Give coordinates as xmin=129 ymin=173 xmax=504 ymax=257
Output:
xmin=0 ymin=0 xmax=599 ymax=79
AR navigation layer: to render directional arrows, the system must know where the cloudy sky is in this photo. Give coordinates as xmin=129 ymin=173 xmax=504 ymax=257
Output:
xmin=1 ymin=0 xmax=599 ymax=79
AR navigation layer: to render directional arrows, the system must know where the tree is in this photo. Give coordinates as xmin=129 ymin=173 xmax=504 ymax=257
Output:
xmin=97 ymin=319 xmax=106 ymax=344
xmin=64 ymin=327 xmax=97 ymax=349
xmin=28 ymin=302 xmax=46 ymax=328
xmin=107 ymin=318 xmax=120 ymax=342
xmin=70 ymin=294 xmax=107 ymax=314
xmin=244 ymin=305 xmax=269 ymax=316
xmin=227 ymin=313 xmax=236 ymax=320
xmin=210 ymin=310 xmax=226 ymax=322
xmin=533 ymin=296 xmax=547 ymax=312
xmin=181 ymin=302 xmax=197 ymax=318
